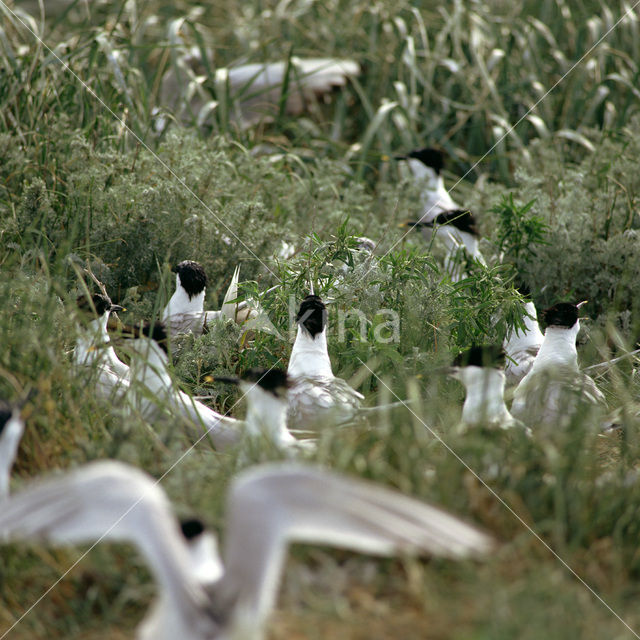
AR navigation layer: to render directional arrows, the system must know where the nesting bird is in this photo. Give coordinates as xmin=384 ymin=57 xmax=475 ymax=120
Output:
xmin=0 ymin=400 xmax=26 ymax=498
xmin=74 ymin=293 xmax=130 ymax=400
xmin=215 ymin=368 xmax=311 ymax=452
xmin=503 ymin=284 xmax=544 ymax=386
xmin=398 ymin=148 xmax=485 ymax=281
xmin=162 ymin=261 xmax=239 ymax=337
xmin=510 ymin=302 xmax=606 ymax=428
xmin=0 ymin=460 xmax=493 ymax=640
xmin=448 ymin=345 xmax=524 ymax=431
xmin=124 ymin=322 xmax=241 ymax=450
xmin=397 ymin=147 xmax=459 ymax=218
xmin=287 ymin=295 xmax=363 ymax=427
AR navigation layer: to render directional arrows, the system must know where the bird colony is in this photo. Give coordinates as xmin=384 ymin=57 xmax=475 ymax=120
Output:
xmin=2 ymin=2 xmax=640 ymax=639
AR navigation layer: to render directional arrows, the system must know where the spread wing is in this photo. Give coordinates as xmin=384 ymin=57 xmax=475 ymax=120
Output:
xmin=0 ymin=461 xmax=208 ymax=617
xmin=215 ymin=464 xmax=493 ymax=630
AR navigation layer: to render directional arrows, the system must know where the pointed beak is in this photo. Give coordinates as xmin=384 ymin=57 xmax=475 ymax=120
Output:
xmin=111 ymin=304 xmax=125 ymax=313
xmin=206 ymin=375 xmax=240 ymax=385
xmin=576 ymin=300 xmax=588 ymax=309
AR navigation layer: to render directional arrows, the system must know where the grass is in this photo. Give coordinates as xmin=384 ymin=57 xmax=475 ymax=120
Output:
xmin=1 ymin=0 xmax=640 ymax=638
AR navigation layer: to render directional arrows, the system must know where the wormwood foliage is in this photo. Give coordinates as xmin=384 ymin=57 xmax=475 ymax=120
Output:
xmin=0 ymin=1 xmax=640 ymax=639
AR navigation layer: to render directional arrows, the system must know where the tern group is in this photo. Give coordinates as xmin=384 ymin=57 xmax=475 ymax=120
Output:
xmin=0 ymin=143 xmax=624 ymax=640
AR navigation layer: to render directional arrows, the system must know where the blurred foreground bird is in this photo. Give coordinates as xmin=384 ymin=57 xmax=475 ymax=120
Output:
xmin=124 ymin=322 xmax=241 ymax=450
xmin=0 ymin=460 xmax=493 ymax=640
xmin=74 ymin=293 xmax=130 ymax=399
xmin=287 ymin=295 xmax=363 ymax=427
xmin=0 ymin=400 xmax=26 ymax=498
xmin=448 ymin=345 xmax=524 ymax=431
xmin=503 ymin=284 xmax=544 ymax=386
xmin=160 ymin=46 xmax=360 ymax=129
xmin=510 ymin=302 xmax=606 ymax=428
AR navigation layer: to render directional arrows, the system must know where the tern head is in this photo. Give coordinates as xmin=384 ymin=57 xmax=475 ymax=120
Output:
xmin=240 ymin=368 xmax=290 ymax=400
xmin=0 ymin=401 xmax=20 ymax=438
xmin=296 ymin=295 xmax=327 ymax=338
xmin=514 ymin=279 xmax=532 ymax=299
xmin=77 ymin=293 xmax=124 ymax=319
xmin=449 ymin=345 xmax=505 ymax=380
xmin=173 ymin=261 xmax=208 ymax=299
xmin=541 ymin=301 xmax=586 ymax=330
xmin=397 ymin=147 xmax=445 ymax=174
xmin=124 ymin=321 xmax=170 ymax=355
xmin=354 ymin=236 xmax=376 ymax=253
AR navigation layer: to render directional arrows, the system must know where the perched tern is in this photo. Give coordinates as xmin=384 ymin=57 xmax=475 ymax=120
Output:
xmin=503 ymin=284 xmax=544 ymax=386
xmin=448 ymin=346 xmax=523 ymax=431
xmin=0 ymin=460 xmax=493 ymax=639
xmin=287 ymin=295 xmax=363 ymax=427
xmin=510 ymin=302 xmax=606 ymax=428
xmin=397 ymin=147 xmax=459 ymax=219
xmin=74 ymin=293 xmax=130 ymax=399
xmin=0 ymin=400 xmax=26 ymax=498
xmin=162 ymin=261 xmax=240 ymax=337
xmin=215 ymin=368 xmax=313 ymax=452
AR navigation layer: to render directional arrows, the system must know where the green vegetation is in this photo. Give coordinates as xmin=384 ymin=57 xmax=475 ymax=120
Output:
xmin=1 ymin=0 xmax=640 ymax=638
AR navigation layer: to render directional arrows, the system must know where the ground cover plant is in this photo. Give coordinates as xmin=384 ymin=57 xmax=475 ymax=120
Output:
xmin=1 ymin=0 xmax=640 ymax=638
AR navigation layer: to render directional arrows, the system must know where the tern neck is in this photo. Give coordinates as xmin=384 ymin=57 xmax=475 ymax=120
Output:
xmin=75 ymin=312 xmax=110 ymax=366
xmin=0 ymin=414 xmax=24 ymax=497
xmin=164 ymin=278 xmax=205 ymax=318
xmin=245 ymin=389 xmax=293 ymax=445
xmin=531 ymin=322 xmax=580 ymax=372
xmin=458 ymin=367 xmax=513 ymax=426
xmin=288 ymin=325 xmax=333 ymax=378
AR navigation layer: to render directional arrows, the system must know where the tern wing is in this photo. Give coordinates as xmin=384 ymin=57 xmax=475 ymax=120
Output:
xmin=220 ymin=266 xmax=240 ymax=322
xmin=0 ymin=461 xmax=208 ymax=616
xmin=217 ymin=464 xmax=493 ymax=626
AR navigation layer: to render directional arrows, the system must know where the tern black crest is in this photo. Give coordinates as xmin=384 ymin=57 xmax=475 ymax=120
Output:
xmin=180 ymin=518 xmax=206 ymax=540
xmin=243 ymin=368 xmax=290 ymax=397
xmin=542 ymin=302 xmax=580 ymax=329
xmin=77 ymin=293 xmax=113 ymax=316
xmin=296 ymin=295 xmax=327 ymax=338
xmin=406 ymin=147 xmax=445 ymax=174
xmin=0 ymin=402 xmax=13 ymax=436
xmin=453 ymin=345 xmax=505 ymax=368
xmin=514 ymin=279 xmax=532 ymax=298
xmin=173 ymin=260 xmax=207 ymax=299
xmin=433 ymin=209 xmax=479 ymax=236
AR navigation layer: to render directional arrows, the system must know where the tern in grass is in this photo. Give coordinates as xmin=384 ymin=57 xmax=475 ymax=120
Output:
xmin=396 ymin=147 xmax=459 ymax=219
xmin=162 ymin=261 xmax=241 ymax=337
xmin=0 ymin=400 xmax=27 ymax=498
xmin=510 ymin=301 xmax=606 ymax=428
xmin=448 ymin=345 xmax=524 ymax=431
xmin=287 ymin=295 xmax=363 ymax=428
xmin=502 ymin=283 xmax=544 ymax=386
xmin=0 ymin=460 xmax=493 ymax=640
xmin=124 ymin=322 xmax=241 ymax=450
xmin=74 ymin=293 xmax=130 ymax=399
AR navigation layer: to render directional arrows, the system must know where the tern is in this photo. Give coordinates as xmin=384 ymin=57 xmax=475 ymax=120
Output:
xmin=0 ymin=460 xmax=493 ymax=640
xmin=503 ymin=284 xmax=544 ymax=386
xmin=448 ymin=345 xmax=523 ymax=431
xmin=0 ymin=400 xmax=26 ymax=498
xmin=287 ymin=295 xmax=363 ymax=427
xmin=162 ymin=261 xmax=241 ymax=337
xmin=74 ymin=293 xmax=130 ymax=399
xmin=396 ymin=147 xmax=459 ymax=219
xmin=214 ymin=368 xmax=311 ymax=452
xmin=510 ymin=302 xmax=606 ymax=428
xmin=124 ymin=322 xmax=241 ymax=450
xmin=405 ymin=209 xmax=486 ymax=281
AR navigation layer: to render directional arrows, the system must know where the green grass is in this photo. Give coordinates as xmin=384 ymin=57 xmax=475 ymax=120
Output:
xmin=1 ymin=0 xmax=640 ymax=638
